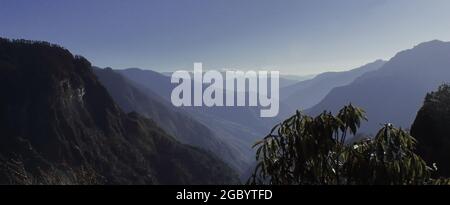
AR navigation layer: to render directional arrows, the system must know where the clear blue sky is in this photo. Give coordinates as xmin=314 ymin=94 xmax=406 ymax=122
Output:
xmin=1 ymin=0 xmax=450 ymax=75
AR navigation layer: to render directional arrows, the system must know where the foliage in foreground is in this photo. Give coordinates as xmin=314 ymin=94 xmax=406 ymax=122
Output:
xmin=248 ymin=104 xmax=450 ymax=185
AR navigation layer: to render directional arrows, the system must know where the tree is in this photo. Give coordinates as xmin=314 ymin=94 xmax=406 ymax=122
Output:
xmin=248 ymin=104 xmax=450 ymax=185
xmin=411 ymin=84 xmax=450 ymax=177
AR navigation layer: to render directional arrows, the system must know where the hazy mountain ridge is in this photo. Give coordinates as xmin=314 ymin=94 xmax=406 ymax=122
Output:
xmin=307 ymin=40 xmax=450 ymax=135
xmin=93 ymin=67 xmax=247 ymax=173
xmin=280 ymin=60 xmax=386 ymax=115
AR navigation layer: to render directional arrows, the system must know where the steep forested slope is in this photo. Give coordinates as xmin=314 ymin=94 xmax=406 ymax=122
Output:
xmin=0 ymin=38 xmax=238 ymax=184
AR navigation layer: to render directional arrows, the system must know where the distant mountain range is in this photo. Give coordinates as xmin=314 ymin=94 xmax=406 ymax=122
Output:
xmin=2 ymin=36 xmax=449 ymax=184
xmin=0 ymin=38 xmax=238 ymax=184
xmin=307 ymin=40 xmax=450 ymax=135
xmin=280 ymin=74 xmax=316 ymax=83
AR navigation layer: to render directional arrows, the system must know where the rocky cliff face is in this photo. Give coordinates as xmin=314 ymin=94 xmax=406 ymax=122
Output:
xmin=0 ymin=38 xmax=238 ymax=184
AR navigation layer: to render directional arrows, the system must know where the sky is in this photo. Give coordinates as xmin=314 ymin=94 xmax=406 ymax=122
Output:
xmin=1 ymin=0 xmax=450 ymax=75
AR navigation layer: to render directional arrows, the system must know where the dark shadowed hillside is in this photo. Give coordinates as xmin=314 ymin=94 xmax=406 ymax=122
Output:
xmin=0 ymin=38 xmax=239 ymax=184
xmin=411 ymin=84 xmax=450 ymax=177
xmin=307 ymin=40 xmax=450 ymax=135
xmin=93 ymin=67 xmax=247 ymax=173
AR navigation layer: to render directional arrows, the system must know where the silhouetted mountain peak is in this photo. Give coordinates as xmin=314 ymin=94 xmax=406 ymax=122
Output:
xmin=414 ymin=39 xmax=448 ymax=49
